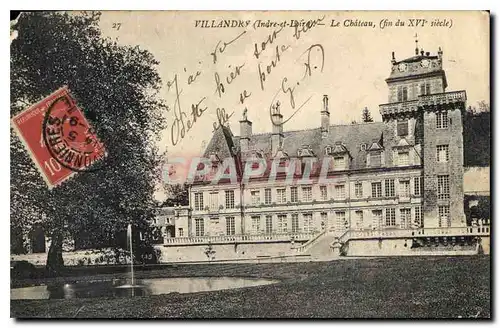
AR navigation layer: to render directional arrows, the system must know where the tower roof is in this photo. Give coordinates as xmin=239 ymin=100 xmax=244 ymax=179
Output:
xmin=387 ymin=47 xmax=446 ymax=88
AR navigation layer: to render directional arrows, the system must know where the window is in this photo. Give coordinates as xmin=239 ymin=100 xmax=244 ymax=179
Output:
xmin=195 ymin=218 xmax=204 ymax=236
xmin=334 ymin=185 xmax=346 ymax=200
xmin=194 ymin=192 xmax=204 ymax=211
xmin=251 ymin=216 xmax=260 ymax=234
xmin=436 ymin=111 xmax=448 ymax=129
xmin=290 ymin=187 xmax=298 ymax=203
xmin=303 ymin=213 xmax=313 ymax=232
xmin=335 ymin=211 xmax=347 ymax=230
xmin=360 ymin=143 xmax=367 ymax=151
xmin=265 ymin=215 xmax=273 ymax=233
xmin=370 ymin=153 xmax=382 ymax=167
xmin=277 ymin=214 xmax=288 ymax=233
xmin=178 ymin=228 xmax=184 ymax=237
xmin=320 ymin=186 xmax=328 ymax=201
xmin=414 ymin=206 xmax=422 ymax=228
xmin=264 ymin=188 xmax=272 ymax=205
xmin=420 ymin=82 xmax=431 ymax=96
xmin=397 ymin=120 xmax=408 ymax=136
xmin=385 ymin=208 xmax=396 ymax=227
xmin=355 ymin=182 xmax=363 ymax=198
xmin=277 ymin=188 xmax=286 ymax=203
xmin=371 ymin=182 xmax=382 ymax=198
xmin=324 ymin=146 xmax=332 ymax=155
xmin=437 ymin=175 xmax=450 ymax=200
xmin=291 ymin=214 xmax=299 ymax=233
xmin=399 ymin=180 xmax=410 ymax=198
xmin=438 ymin=205 xmax=450 ymax=228
xmin=400 ymin=208 xmax=411 ymax=228
xmin=397 ymin=86 xmax=408 ymax=102
xmin=414 ymin=177 xmax=423 ymax=196
xmin=372 ymin=210 xmax=382 ymax=229
xmin=398 ymin=151 xmax=410 ymax=166
xmin=436 ymin=145 xmax=449 ymax=162
xmin=251 ymin=190 xmax=260 ymax=205
xmin=302 ymin=186 xmax=312 ymax=202
xmin=320 ymin=212 xmax=328 ymax=229
xmin=355 ymin=210 xmax=363 ymax=228
xmin=209 ymin=192 xmax=218 ymax=210
xmin=225 ymin=190 xmax=235 ymax=209
xmin=334 ymin=156 xmax=346 ymax=170
xmin=226 ymin=217 xmax=235 ymax=235
xmin=384 ymin=179 xmax=395 ymax=197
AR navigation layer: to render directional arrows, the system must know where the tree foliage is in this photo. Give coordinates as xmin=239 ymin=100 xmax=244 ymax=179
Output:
xmin=162 ymin=184 xmax=189 ymax=207
xmin=464 ymin=195 xmax=490 ymax=225
xmin=361 ymin=107 xmax=373 ymax=123
xmin=10 ymin=12 xmax=167 ymax=272
xmin=463 ymin=101 xmax=490 ymax=167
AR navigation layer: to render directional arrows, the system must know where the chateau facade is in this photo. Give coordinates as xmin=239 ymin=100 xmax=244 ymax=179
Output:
xmin=172 ymin=46 xmax=467 ymax=240
xmin=10 ymin=46 xmax=490 ymax=265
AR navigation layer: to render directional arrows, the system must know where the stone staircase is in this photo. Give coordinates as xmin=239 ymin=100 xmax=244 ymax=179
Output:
xmin=295 ymin=230 xmax=346 ymax=260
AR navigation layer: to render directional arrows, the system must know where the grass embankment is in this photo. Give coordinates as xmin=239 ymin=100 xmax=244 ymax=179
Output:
xmin=11 ymin=256 xmax=490 ymax=319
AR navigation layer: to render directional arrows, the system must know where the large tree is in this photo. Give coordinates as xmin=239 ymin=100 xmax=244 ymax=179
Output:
xmin=10 ymin=12 xmax=167 ymax=273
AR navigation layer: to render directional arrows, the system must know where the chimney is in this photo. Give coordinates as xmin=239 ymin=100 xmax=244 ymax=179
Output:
xmin=420 ymin=49 xmax=425 ymax=56
xmin=425 ymin=51 xmax=430 ymax=56
xmin=239 ymin=108 xmax=252 ymax=152
xmin=438 ymin=46 xmax=443 ymax=61
xmin=391 ymin=51 xmax=396 ymax=64
xmin=321 ymin=95 xmax=330 ymax=138
xmin=271 ymin=101 xmax=283 ymax=156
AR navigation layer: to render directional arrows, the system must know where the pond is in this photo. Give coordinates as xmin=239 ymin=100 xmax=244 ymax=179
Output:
xmin=10 ymin=277 xmax=279 ymax=300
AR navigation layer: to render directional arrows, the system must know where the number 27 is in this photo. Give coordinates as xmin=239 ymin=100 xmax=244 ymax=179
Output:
xmin=112 ymin=22 xmax=122 ymax=30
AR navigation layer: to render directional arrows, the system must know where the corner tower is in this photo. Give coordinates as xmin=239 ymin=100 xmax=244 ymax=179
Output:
xmin=380 ymin=44 xmax=467 ymax=228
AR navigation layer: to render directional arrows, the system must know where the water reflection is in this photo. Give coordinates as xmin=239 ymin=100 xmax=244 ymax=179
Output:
xmin=11 ymin=277 xmax=278 ymax=300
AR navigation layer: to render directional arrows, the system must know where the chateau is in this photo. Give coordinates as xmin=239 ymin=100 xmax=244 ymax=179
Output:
xmin=154 ymin=45 xmax=489 ymax=262
xmin=171 ymin=47 xmax=462 ymax=235
xmin=11 ymin=45 xmax=491 ymax=265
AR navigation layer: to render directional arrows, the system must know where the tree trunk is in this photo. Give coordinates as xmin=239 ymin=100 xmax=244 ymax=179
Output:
xmin=46 ymin=230 xmax=64 ymax=276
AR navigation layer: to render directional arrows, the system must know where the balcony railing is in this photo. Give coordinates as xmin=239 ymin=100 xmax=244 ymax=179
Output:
xmin=419 ymin=90 xmax=467 ymax=105
xmin=162 ymin=232 xmax=316 ymax=246
xmin=338 ymin=225 xmax=490 ymax=243
xmin=379 ymin=99 xmax=419 ymax=116
xmin=379 ymin=90 xmax=467 ymax=117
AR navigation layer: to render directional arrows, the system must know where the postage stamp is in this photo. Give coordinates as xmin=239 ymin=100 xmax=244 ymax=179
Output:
xmin=11 ymin=87 xmax=105 ymax=189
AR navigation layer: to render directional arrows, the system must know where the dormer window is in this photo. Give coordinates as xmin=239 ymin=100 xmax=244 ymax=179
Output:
xmin=360 ymin=143 xmax=367 ymax=151
xmin=298 ymin=145 xmax=314 ymax=157
xmin=275 ymin=148 xmax=288 ymax=160
xmin=324 ymin=146 xmax=332 ymax=155
xmin=369 ymin=152 xmax=382 ymax=167
xmin=326 ymin=142 xmax=350 ymax=171
xmin=398 ymin=151 xmax=410 ymax=166
xmin=333 ymin=156 xmax=346 ymax=171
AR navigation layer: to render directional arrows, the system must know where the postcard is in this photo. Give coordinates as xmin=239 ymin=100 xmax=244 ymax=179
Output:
xmin=10 ymin=10 xmax=490 ymax=319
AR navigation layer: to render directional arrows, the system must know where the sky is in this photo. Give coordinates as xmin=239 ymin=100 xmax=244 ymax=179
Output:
xmin=97 ymin=11 xmax=489 ymax=200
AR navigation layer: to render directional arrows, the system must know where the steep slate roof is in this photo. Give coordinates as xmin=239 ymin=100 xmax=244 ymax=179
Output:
xmin=203 ymin=125 xmax=237 ymax=159
xmin=203 ymin=122 xmax=387 ymax=172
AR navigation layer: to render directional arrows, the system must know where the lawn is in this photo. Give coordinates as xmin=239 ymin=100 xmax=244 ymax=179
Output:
xmin=11 ymin=256 xmax=491 ymax=319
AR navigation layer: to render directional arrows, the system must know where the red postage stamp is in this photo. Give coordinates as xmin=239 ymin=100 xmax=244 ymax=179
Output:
xmin=11 ymin=87 xmax=106 ymax=189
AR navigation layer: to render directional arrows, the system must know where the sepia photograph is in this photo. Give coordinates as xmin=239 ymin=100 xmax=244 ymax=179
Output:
xmin=9 ymin=10 xmax=491 ymax=319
